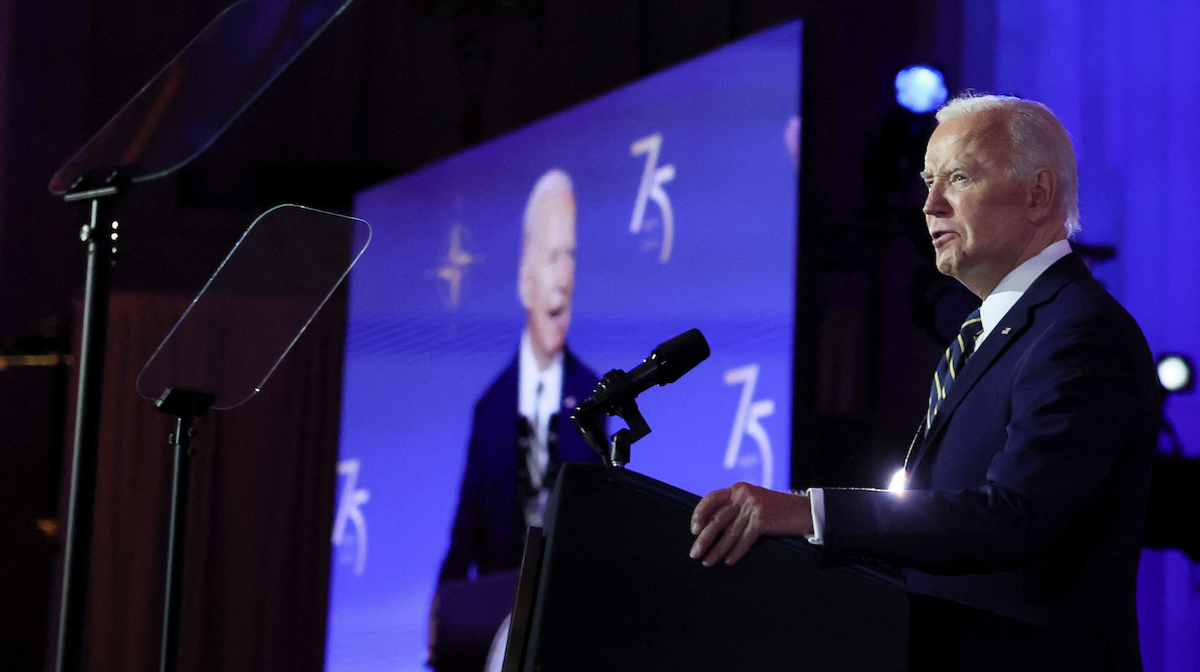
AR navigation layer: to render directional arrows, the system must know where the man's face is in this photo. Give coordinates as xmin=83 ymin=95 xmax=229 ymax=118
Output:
xmin=520 ymin=188 xmax=576 ymax=366
xmin=921 ymin=111 xmax=1037 ymax=298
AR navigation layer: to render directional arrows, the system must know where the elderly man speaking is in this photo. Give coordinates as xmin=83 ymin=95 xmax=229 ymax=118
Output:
xmin=690 ymin=95 xmax=1160 ymax=671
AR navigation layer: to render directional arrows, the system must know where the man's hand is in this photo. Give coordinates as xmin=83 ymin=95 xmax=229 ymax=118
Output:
xmin=689 ymin=483 xmax=813 ymax=567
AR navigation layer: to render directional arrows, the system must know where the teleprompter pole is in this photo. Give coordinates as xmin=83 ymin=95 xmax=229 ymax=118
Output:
xmin=155 ymin=388 xmax=215 ymax=672
xmin=55 ymin=182 xmax=121 ymax=672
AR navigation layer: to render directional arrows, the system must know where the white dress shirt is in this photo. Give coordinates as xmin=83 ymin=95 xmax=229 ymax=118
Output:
xmin=518 ymin=330 xmax=564 ymax=492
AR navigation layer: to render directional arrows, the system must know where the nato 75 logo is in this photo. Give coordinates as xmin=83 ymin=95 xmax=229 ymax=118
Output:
xmin=629 ymin=133 xmax=676 ymax=263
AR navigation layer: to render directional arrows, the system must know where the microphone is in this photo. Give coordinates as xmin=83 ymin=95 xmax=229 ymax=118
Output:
xmin=572 ymin=329 xmax=709 ymax=465
xmin=582 ymin=328 xmax=710 ymax=412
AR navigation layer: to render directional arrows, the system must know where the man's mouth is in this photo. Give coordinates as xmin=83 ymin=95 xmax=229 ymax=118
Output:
xmin=931 ymin=230 xmax=955 ymax=245
xmin=548 ymin=305 xmax=567 ymax=319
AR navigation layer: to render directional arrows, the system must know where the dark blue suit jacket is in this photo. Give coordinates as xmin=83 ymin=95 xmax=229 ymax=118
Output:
xmin=439 ymin=346 xmax=601 ymax=582
xmin=823 ymin=254 xmax=1160 ymax=671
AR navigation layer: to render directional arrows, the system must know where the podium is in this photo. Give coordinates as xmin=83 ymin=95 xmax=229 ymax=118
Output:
xmin=505 ymin=463 xmax=909 ymax=671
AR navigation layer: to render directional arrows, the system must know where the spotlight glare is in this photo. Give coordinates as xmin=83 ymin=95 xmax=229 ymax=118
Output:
xmin=1157 ymin=354 xmax=1194 ymax=394
xmin=887 ymin=468 xmax=907 ymax=493
xmin=895 ymin=66 xmax=947 ymax=114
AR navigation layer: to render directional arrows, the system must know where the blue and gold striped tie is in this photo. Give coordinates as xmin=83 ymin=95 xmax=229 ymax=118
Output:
xmin=926 ymin=309 xmax=983 ymax=429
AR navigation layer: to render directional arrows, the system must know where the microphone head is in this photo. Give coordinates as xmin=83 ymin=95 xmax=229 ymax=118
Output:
xmin=649 ymin=329 xmax=710 ymax=385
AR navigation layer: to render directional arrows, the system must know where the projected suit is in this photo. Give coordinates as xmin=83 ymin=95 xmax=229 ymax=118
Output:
xmin=438 ymin=169 xmax=601 ymax=583
xmin=438 ymin=347 xmax=600 ymax=581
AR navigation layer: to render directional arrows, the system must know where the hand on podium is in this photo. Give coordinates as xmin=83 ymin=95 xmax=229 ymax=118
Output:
xmin=689 ymin=483 xmax=813 ymax=567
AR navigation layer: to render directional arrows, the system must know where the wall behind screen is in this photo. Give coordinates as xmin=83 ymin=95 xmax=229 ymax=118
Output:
xmin=327 ymin=21 xmax=800 ymax=671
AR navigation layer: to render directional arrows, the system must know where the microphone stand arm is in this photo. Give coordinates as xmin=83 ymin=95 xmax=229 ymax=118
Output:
xmin=570 ymin=368 xmax=653 ymax=468
xmin=607 ymin=399 xmax=650 ymax=467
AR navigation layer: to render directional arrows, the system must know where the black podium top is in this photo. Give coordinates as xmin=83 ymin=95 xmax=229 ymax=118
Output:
xmin=513 ymin=463 xmax=908 ymax=672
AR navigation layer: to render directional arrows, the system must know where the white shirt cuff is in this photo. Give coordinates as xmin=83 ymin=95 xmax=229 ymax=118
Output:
xmin=804 ymin=487 xmax=825 ymax=545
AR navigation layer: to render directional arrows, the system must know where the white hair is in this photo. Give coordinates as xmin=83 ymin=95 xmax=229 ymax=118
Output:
xmin=937 ymin=94 xmax=1080 ymax=237
xmin=522 ymin=168 xmax=574 ymax=247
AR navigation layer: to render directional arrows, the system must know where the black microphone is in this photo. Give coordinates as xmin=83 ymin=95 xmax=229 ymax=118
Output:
xmin=582 ymin=328 xmax=710 ymax=412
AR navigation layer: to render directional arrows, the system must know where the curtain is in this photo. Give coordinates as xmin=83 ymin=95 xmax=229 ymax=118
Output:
xmin=71 ymin=290 xmax=343 ymax=672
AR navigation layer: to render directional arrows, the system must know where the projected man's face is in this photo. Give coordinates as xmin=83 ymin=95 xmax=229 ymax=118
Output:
xmin=520 ymin=187 xmax=577 ymax=370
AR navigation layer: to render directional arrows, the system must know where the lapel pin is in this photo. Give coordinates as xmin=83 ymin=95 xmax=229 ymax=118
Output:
xmin=1001 ymin=327 xmax=1012 ymax=335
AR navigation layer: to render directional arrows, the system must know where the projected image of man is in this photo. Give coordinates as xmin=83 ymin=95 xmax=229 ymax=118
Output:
xmin=438 ymin=168 xmax=601 ymax=583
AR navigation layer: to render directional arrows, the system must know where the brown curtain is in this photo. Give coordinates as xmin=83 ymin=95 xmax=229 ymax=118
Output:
xmin=68 ymin=290 xmax=343 ymax=672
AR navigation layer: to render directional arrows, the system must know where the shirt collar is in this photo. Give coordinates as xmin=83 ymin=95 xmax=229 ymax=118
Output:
xmin=977 ymin=239 xmax=1073 ymax=346
xmin=518 ymin=330 xmax=565 ymax=421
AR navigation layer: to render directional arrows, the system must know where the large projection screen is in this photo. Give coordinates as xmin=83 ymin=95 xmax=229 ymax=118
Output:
xmin=327 ymin=20 xmax=801 ymax=672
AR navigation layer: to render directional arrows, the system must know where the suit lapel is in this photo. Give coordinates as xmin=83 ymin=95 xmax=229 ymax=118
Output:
xmin=909 ymin=253 xmax=1092 ymax=475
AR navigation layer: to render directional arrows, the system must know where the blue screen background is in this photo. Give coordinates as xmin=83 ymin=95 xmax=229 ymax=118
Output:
xmin=326 ymin=21 xmax=801 ymax=671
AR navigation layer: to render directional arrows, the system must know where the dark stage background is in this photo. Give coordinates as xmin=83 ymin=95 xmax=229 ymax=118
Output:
xmin=1 ymin=0 xmax=1197 ymax=671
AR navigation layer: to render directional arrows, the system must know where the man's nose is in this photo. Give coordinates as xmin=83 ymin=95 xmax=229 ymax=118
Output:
xmin=553 ymin=260 xmax=574 ymax=288
xmin=923 ymin=183 xmax=949 ymax=218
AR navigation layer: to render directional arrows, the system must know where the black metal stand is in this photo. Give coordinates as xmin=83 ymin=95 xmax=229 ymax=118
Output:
xmin=47 ymin=4 xmax=363 ymax=669
xmin=54 ymin=178 xmax=123 ymax=672
xmin=154 ymin=387 xmax=216 ymax=672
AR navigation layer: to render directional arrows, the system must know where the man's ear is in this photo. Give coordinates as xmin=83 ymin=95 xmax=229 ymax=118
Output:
xmin=517 ymin=258 xmax=531 ymax=309
xmin=1027 ymin=168 xmax=1058 ymax=225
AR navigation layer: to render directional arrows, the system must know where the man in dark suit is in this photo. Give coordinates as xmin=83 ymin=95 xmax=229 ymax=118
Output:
xmin=430 ymin=170 xmax=601 ymax=672
xmin=688 ymin=95 xmax=1159 ymax=670
xmin=439 ymin=168 xmax=601 ymax=583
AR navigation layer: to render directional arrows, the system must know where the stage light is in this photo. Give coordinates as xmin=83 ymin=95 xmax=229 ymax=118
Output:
xmin=895 ymin=66 xmax=947 ymax=114
xmin=1157 ymin=353 xmax=1194 ymax=394
xmin=887 ymin=468 xmax=907 ymax=493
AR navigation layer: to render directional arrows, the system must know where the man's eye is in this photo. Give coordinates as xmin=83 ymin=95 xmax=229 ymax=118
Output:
xmin=951 ymin=174 xmax=967 ymax=183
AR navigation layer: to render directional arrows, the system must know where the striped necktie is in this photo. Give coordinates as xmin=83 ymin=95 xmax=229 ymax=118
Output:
xmin=926 ymin=309 xmax=983 ymax=429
